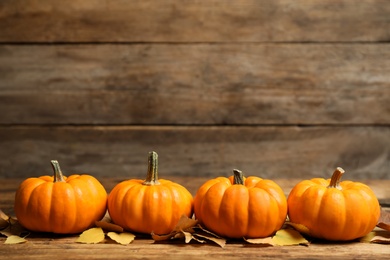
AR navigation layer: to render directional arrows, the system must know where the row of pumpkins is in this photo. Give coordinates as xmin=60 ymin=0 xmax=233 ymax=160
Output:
xmin=14 ymin=151 xmax=380 ymax=241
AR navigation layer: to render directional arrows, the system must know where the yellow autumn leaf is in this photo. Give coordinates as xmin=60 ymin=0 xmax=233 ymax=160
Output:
xmin=360 ymin=231 xmax=376 ymax=243
xmin=4 ymin=235 xmax=27 ymax=244
xmin=244 ymin=236 xmax=273 ymax=245
xmin=271 ymin=229 xmax=309 ymax=246
xmin=76 ymin=227 xmax=105 ymax=244
xmin=107 ymin=232 xmax=135 ymax=245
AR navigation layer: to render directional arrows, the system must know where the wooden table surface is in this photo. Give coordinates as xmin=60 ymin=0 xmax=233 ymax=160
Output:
xmin=1 ymin=177 xmax=389 ymax=259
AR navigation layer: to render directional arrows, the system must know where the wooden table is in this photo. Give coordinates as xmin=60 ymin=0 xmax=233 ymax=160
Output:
xmin=1 ymin=178 xmax=389 ymax=259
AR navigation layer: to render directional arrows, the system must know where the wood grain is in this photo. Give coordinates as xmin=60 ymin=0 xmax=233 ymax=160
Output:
xmin=1 ymin=44 xmax=389 ymax=125
xmin=1 ymin=0 xmax=390 ymax=43
xmin=1 ymin=126 xmax=388 ymax=179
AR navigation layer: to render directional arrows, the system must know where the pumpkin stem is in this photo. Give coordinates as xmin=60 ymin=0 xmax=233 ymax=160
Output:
xmin=328 ymin=167 xmax=345 ymax=190
xmin=233 ymin=169 xmax=244 ymax=185
xmin=143 ymin=151 xmax=160 ymax=185
xmin=51 ymin=160 xmax=65 ymax=183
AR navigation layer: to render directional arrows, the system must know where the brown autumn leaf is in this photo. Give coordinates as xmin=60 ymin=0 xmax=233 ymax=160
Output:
xmin=76 ymin=227 xmax=105 ymax=244
xmin=371 ymin=235 xmax=390 ymax=244
xmin=285 ymin=222 xmax=312 ymax=237
xmin=0 ymin=210 xmax=9 ymax=230
xmin=377 ymin=208 xmax=390 ymax=231
xmin=360 ymin=230 xmax=390 ymax=244
xmin=151 ymin=214 xmax=198 ymax=241
xmin=0 ymin=210 xmax=28 ymax=238
xmin=192 ymin=225 xmax=226 ymax=247
xmin=95 ymin=215 xmax=124 ymax=233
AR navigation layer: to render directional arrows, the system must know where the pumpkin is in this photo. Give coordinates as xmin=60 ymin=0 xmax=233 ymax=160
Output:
xmin=194 ymin=169 xmax=287 ymax=238
xmin=107 ymin=151 xmax=193 ymax=235
xmin=287 ymin=167 xmax=380 ymax=241
xmin=14 ymin=160 xmax=107 ymax=234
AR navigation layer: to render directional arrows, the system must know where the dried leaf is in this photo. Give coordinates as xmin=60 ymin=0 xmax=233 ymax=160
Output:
xmin=151 ymin=215 xmax=198 ymax=241
xmin=95 ymin=220 xmax=124 ymax=233
xmin=173 ymin=215 xmax=198 ymax=232
xmin=360 ymin=231 xmax=376 ymax=243
xmin=195 ymin=225 xmax=223 ymax=238
xmin=107 ymin=232 xmax=135 ymax=245
xmin=244 ymin=236 xmax=273 ymax=246
xmin=193 ymin=225 xmax=226 ymax=247
xmin=4 ymin=235 xmax=27 ymax=244
xmin=76 ymin=227 xmax=105 ymax=244
xmin=360 ymin=231 xmax=390 ymax=244
xmin=377 ymin=208 xmax=390 ymax=231
xmin=193 ymin=232 xmax=226 ymax=248
xmin=271 ymin=229 xmax=309 ymax=246
xmin=182 ymin=231 xmax=193 ymax=244
xmin=0 ymin=219 xmax=28 ymax=237
xmin=286 ymin=222 xmax=312 ymax=236
xmin=371 ymin=235 xmax=390 ymax=244
xmin=0 ymin=210 xmax=9 ymax=230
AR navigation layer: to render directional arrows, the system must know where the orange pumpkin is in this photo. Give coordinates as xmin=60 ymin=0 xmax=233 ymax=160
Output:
xmin=287 ymin=167 xmax=380 ymax=241
xmin=107 ymin=151 xmax=193 ymax=235
xmin=194 ymin=169 xmax=287 ymax=238
xmin=14 ymin=160 xmax=107 ymax=234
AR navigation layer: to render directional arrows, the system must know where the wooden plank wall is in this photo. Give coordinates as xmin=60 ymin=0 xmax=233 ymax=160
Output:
xmin=0 ymin=0 xmax=389 ymax=180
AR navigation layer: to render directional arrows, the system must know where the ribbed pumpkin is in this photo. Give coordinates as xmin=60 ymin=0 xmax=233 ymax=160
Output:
xmin=107 ymin=151 xmax=193 ymax=235
xmin=287 ymin=167 xmax=380 ymax=241
xmin=14 ymin=160 xmax=107 ymax=234
xmin=194 ymin=169 xmax=287 ymax=238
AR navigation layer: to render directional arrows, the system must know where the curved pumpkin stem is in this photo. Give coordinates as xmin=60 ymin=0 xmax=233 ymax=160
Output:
xmin=143 ymin=151 xmax=160 ymax=186
xmin=51 ymin=160 xmax=65 ymax=183
xmin=328 ymin=167 xmax=345 ymax=190
xmin=233 ymin=169 xmax=244 ymax=185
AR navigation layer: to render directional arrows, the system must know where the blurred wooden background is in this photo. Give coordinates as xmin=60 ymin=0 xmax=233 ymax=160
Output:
xmin=0 ymin=0 xmax=389 ymax=180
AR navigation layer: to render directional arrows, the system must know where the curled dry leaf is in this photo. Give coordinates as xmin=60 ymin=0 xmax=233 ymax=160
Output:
xmin=377 ymin=208 xmax=390 ymax=231
xmin=360 ymin=231 xmax=390 ymax=244
xmin=151 ymin=214 xmax=198 ymax=241
xmin=0 ymin=209 xmax=28 ymax=238
xmin=285 ymin=222 xmax=311 ymax=237
xmin=95 ymin=218 xmax=124 ymax=233
xmin=0 ymin=210 xmax=9 ymax=230
xmin=192 ymin=232 xmax=226 ymax=247
xmin=107 ymin=232 xmax=135 ymax=245
xmin=151 ymin=215 xmax=227 ymax=247
xmin=76 ymin=227 xmax=105 ymax=244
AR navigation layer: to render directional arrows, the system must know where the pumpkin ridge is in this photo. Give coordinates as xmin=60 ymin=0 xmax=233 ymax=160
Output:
xmin=220 ymin=185 xmax=249 ymax=238
xmin=29 ymin=181 xmax=53 ymax=232
xmin=69 ymin=182 xmax=83 ymax=233
xmin=298 ymin=184 xmax=326 ymax=233
xmin=317 ymin=187 xmax=346 ymax=240
xmin=125 ymin=183 xmax=144 ymax=232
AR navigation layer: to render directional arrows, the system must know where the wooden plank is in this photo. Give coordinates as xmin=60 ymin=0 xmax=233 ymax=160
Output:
xmin=0 ymin=234 xmax=389 ymax=259
xmin=0 ymin=126 xmax=389 ymax=179
xmin=1 ymin=0 xmax=390 ymax=43
xmin=1 ymin=44 xmax=389 ymax=125
xmin=0 ymin=178 xmax=390 ymax=259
